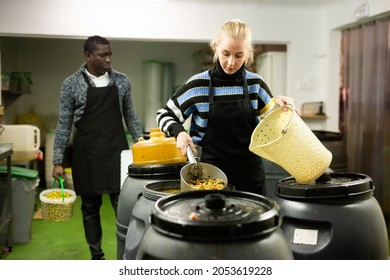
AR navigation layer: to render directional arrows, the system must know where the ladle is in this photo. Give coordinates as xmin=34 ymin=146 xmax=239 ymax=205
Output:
xmin=180 ymin=146 xmax=228 ymax=191
xmin=186 ymin=145 xmax=202 ymax=180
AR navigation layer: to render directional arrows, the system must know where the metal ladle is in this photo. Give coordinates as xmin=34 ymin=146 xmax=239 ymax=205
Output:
xmin=180 ymin=145 xmax=228 ymax=191
xmin=186 ymin=145 xmax=202 ymax=180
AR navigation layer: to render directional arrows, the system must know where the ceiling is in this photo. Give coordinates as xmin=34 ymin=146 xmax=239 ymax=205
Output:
xmin=177 ymin=0 xmax=340 ymax=6
xmin=261 ymin=0 xmax=340 ymax=5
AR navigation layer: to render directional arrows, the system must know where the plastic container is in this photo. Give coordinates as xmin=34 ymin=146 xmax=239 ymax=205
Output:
xmin=274 ymin=172 xmax=388 ymax=259
xmin=142 ymin=62 xmax=163 ymax=132
xmin=10 ymin=72 xmax=32 ymax=93
xmin=39 ymin=186 xmax=76 ymax=222
xmin=44 ymin=130 xmax=55 ymax=188
xmin=131 ymin=128 xmax=186 ymax=165
xmin=0 ymin=166 xmax=39 ymax=244
xmin=64 ymin=168 xmax=74 ymax=190
xmin=136 ymin=190 xmax=293 ymax=260
xmin=116 ymin=161 xmax=186 ymax=259
xmin=312 ymin=130 xmax=347 ymax=172
xmin=0 ymin=124 xmax=40 ymax=161
xmin=1 ymin=73 xmax=10 ymax=91
xmin=249 ymin=105 xmax=332 ymax=184
xmin=262 ymin=158 xmax=290 ymax=200
xmin=124 ymin=180 xmax=235 ymax=260
xmin=0 ymin=106 xmax=4 ymax=124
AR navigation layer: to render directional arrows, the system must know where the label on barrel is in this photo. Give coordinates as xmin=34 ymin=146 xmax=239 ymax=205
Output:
xmin=293 ymin=228 xmax=318 ymax=245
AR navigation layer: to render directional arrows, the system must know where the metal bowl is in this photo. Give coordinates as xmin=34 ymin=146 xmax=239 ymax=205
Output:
xmin=180 ymin=162 xmax=228 ymax=192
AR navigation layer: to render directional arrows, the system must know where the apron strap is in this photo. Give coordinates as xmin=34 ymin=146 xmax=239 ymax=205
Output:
xmin=81 ymin=71 xmax=116 ymax=87
xmin=208 ymin=69 xmax=214 ymax=103
xmin=82 ymin=72 xmax=93 ymax=87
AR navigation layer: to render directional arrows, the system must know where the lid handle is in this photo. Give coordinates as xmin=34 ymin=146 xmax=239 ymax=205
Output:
xmin=205 ymin=193 xmax=226 ymax=211
xmin=315 ymin=172 xmax=332 ymax=184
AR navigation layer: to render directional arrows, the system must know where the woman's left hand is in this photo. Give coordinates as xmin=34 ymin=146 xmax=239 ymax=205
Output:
xmin=275 ymin=96 xmax=294 ymax=111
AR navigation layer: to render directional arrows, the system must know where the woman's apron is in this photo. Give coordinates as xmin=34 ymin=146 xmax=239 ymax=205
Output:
xmin=200 ymin=70 xmax=265 ymax=194
xmin=72 ymin=73 xmax=129 ymax=196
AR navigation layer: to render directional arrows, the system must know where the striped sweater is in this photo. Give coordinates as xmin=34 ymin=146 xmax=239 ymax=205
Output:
xmin=157 ymin=62 xmax=274 ymax=144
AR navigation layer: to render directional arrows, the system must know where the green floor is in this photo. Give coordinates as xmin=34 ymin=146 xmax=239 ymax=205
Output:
xmin=0 ymin=187 xmax=117 ymax=260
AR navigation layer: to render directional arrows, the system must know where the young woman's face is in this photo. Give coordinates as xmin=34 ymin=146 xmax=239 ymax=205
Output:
xmin=216 ymin=36 xmax=247 ymax=75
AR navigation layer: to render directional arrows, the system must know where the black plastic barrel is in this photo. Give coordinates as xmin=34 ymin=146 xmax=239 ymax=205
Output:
xmin=262 ymin=158 xmax=290 ymax=200
xmin=312 ymin=130 xmax=347 ymax=172
xmin=124 ymin=180 xmax=235 ymax=260
xmin=116 ymin=163 xmax=185 ymax=260
xmin=274 ymin=172 xmax=388 ymax=259
xmin=135 ymin=190 xmax=293 ymax=260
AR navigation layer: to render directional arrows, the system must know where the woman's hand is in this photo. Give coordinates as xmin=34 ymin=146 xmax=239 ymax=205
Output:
xmin=176 ymin=131 xmax=195 ymax=156
xmin=274 ymin=96 xmax=295 ymax=111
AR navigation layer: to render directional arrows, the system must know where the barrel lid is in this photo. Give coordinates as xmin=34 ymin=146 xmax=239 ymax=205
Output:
xmin=275 ymin=172 xmax=374 ymax=199
xmin=143 ymin=180 xmax=181 ymax=200
xmin=150 ymin=190 xmax=281 ymax=241
xmin=128 ymin=162 xmax=186 ymax=178
xmin=312 ymin=130 xmax=343 ymax=141
xmin=0 ymin=166 xmax=38 ymax=179
xmin=143 ymin=180 xmax=236 ymax=200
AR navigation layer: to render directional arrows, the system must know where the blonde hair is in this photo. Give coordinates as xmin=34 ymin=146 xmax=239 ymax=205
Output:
xmin=210 ymin=19 xmax=254 ymax=66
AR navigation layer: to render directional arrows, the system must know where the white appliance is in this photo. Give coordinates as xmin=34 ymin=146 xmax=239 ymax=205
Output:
xmin=256 ymin=51 xmax=287 ymax=96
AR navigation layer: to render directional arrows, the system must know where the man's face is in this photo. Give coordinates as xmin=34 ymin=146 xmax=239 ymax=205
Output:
xmin=85 ymin=44 xmax=112 ymax=77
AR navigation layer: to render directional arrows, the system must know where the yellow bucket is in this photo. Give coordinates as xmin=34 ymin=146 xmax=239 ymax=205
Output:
xmin=249 ymin=105 xmax=332 ymax=184
xmin=39 ymin=188 xmax=76 ymax=222
xmin=39 ymin=177 xmax=76 ymax=222
xmin=131 ymin=128 xmax=187 ymax=166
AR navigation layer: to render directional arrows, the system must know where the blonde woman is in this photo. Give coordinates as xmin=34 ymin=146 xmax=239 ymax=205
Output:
xmin=157 ymin=19 xmax=293 ymax=194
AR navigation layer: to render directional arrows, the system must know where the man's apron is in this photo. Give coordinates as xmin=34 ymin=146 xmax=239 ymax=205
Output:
xmin=72 ymin=73 xmax=128 ymax=196
xmin=200 ymin=69 xmax=265 ymax=194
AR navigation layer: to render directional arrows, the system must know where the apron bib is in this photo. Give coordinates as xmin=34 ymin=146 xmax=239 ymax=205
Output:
xmin=201 ymin=69 xmax=265 ymax=194
xmin=72 ymin=73 xmax=128 ymax=196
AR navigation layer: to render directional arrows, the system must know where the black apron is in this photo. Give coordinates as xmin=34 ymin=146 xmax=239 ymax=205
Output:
xmin=200 ymin=69 xmax=265 ymax=194
xmin=72 ymin=73 xmax=129 ymax=196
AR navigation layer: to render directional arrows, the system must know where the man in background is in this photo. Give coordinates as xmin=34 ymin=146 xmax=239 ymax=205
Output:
xmin=52 ymin=35 xmax=143 ymax=260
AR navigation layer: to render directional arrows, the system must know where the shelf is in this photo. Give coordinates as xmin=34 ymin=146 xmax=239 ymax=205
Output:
xmin=1 ymin=90 xmax=29 ymax=107
xmin=1 ymin=90 xmax=32 ymax=95
xmin=0 ymin=144 xmax=13 ymax=250
xmin=301 ymin=114 xmax=328 ymax=119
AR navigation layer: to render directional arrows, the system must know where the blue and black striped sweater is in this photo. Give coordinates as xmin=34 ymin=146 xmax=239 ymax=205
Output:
xmin=157 ymin=62 xmax=274 ymax=144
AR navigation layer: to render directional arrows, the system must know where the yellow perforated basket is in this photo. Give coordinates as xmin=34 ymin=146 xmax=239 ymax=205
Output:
xmin=249 ymin=105 xmax=332 ymax=184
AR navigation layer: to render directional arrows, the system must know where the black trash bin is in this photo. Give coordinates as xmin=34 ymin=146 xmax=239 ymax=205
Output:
xmin=117 ymin=128 xmax=188 ymax=259
xmin=262 ymin=158 xmax=290 ymax=200
xmin=274 ymin=172 xmax=388 ymax=259
xmin=312 ymin=130 xmax=347 ymax=172
xmin=136 ymin=190 xmax=293 ymax=260
xmin=116 ymin=163 xmax=185 ymax=260
xmin=124 ymin=180 xmax=235 ymax=260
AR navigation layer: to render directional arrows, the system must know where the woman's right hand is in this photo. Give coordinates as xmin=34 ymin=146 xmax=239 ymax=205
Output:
xmin=176 ymin=131 xmax=195 ymax=156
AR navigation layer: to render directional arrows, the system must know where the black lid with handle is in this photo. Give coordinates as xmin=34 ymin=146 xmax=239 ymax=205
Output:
xmin=150 ymin=190 xmax=281 ymax=241
xmin=128 ymin=162 xmax=186 ymax=178
xmin=275 ymin=172 xmax=374 ymax=199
